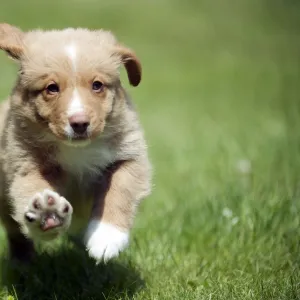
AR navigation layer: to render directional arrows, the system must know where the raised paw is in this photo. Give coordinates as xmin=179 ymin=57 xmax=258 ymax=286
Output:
xmin=84 ymin=221 xmax=129 ymax=264
xmin=24 ymin=189 xmax=73 ymax=240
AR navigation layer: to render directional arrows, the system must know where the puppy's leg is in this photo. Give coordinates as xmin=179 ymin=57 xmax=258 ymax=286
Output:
xmin=8 ymin=170 xmax=73 ymax=245
xmin=84 ymin=159 xmax=151 ymax=263
xmin=7 ymin=231 xmax=35 ymax=263
xmin=0 ymin=208 xmax=35 ymax=262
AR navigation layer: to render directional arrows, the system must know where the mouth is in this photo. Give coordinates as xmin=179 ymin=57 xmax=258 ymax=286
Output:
xmin=72 ymin=132 xmax=90 ymax=140
xmin=63 ymin=136 xmax=92 ymax=147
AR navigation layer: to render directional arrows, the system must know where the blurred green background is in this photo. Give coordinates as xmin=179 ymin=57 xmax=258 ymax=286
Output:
xmin=0 ymin=0 xmax=300 ymax=299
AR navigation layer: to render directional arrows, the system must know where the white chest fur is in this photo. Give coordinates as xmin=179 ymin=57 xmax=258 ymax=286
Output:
xmin=57 ymin=139 xmax=116 ymax=177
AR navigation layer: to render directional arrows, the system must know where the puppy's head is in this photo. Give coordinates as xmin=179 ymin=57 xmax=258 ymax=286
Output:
xmin=0 ymin=23 xmax=141 ymax=146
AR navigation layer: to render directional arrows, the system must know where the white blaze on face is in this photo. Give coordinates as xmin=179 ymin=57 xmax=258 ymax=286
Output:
xmin=65 ymin=43 xmax=77 ymax=71
xmin=64 ymin=43 xmax=86 ymax=139
xmin=65 ymin=88 xmax=85 ymax=137
xmin=67 ymin=88 xmax=84 ymax=117
xmin=64 ymin=44 xmax=84 ymax=117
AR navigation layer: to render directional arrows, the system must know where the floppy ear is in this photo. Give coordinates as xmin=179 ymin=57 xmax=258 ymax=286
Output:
xmin=115 ymin=46 xmax=142 ymax=87
xmin=0 ymin=23 xmax=24 ymax=60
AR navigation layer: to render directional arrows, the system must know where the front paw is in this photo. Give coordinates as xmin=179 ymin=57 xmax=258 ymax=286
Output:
xmin=24 ymin=189 xmax=73 ymax=240
xmin=84 ymin=220 xmax=129 ymax=263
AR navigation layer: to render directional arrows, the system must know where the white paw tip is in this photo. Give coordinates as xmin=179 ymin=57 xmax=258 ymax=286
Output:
xmin=84 ymin=221 xmax=129 ymax=263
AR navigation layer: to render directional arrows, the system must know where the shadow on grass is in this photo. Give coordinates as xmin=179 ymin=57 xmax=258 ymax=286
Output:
xmin=0 ymin=242 xmax=144 ymax=300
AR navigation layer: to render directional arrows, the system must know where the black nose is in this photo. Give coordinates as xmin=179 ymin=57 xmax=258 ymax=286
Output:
xmin=68 ymin=113 xmax=90 ymax=135
xmin=70 ymin=121 xmax=90 ymax=134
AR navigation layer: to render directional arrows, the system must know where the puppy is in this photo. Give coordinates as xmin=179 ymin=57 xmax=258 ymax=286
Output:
xmin=0 ymin=24 xmax=152 ymax=263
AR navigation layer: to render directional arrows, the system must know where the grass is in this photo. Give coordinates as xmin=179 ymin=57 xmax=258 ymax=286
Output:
xmin=0 ymin=0 xmax=300 ymax=299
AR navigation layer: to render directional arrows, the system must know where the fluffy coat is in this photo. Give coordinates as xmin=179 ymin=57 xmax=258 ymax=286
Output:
xmin=0 ymin=23 xmax=152 ymax=263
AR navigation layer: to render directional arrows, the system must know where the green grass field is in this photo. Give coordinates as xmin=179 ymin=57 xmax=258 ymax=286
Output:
xmin=0 ymin=0 xmax=300 ymax=299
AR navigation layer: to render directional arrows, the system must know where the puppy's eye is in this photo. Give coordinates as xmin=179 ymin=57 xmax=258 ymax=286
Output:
xmin=92 ymin=81 xmax=103 ymax=92
xmin=46 ymin=83 xmax=59 ymax=94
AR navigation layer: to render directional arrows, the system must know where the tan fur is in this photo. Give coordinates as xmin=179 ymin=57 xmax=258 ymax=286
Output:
xmin=0 ymin=24 xmax=151 ymax=262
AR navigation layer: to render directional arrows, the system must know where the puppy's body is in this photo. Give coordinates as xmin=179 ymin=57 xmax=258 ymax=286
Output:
xmin=0 ymin=24 xmax=151 ymax=262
